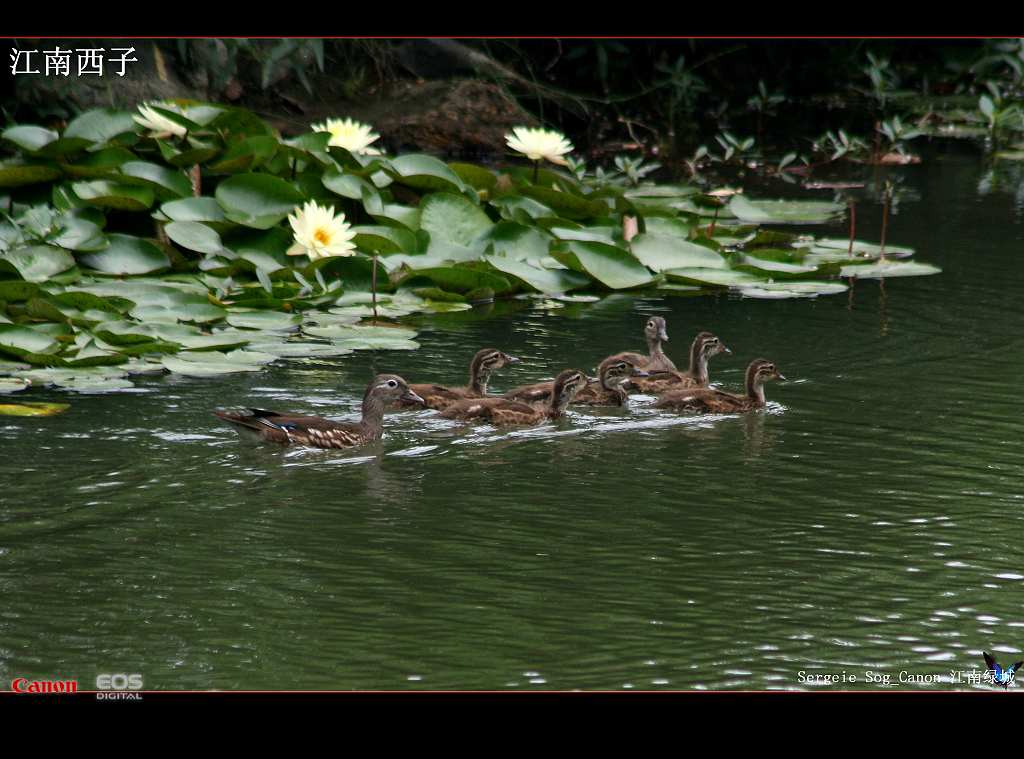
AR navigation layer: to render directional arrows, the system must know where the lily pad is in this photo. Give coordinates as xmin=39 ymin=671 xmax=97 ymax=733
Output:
xmin=165 ymin=221 xmax=223 ymax=255
xmin=215 ymin=173 xmax=305 ymax=229
xmin=838 ymin=260 xmax=942 ymax=279
xmin=664 ymin=267 xmax=765 ymax=288
xmin=738 ymin=281 xmax=849 ymax=299
xmin=0 ymin=377 xmax=31 ymax=394
xmin=387 ymin=154 xmax=466 ymax=193
xmin=419 ymin=192 xmax=493 ymax=247
xmin=225 ymin=309 xmax=302 ymax=331
xmin=729 ymin=195 xmax=844 ymax=224
xmin=0 ymin=401 xmax=70 ymax=416
xmin=484 ymin=252 xmax=589 ymax=294
xmin=79 ymin=234 xmax=170 ymax=276
xmin=551 ymin=240 xmax=656 ymax=290
xmin=72 ymin=180 xmax=155 ymax=211
xmin=630 ymin=234 xmax=727 ymax=272
xmin=0 ymin=245 xmax=76 ymax=282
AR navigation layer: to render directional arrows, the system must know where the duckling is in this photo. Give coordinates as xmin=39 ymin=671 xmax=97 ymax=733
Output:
xmin=654 ymin=359 xmax=784 ymax=414
xmin=213 ymin=374 xmax=424 ymax=448
xmin=626 ymin=331 xmax=730 ymax=394
xmin=618 ymin=316 xmax=676 ymax=373
xmin=399 ymin=348 xmax=520 ymax=411
xmin=441 ymin=369 xmax=588 ymax=426
xmin=504 ymin=354 xmax=646 ymax=407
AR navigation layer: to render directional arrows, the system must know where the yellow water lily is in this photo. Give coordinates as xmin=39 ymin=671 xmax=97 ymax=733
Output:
xmin=311 ymin=117 xmax=382 ymax=155
xmin=505 ymin=126 xmax=573 ymax=166
xmin=286 ymin=201 xmax=357 ymax=260
xmin=134 ymin=102 xmax=188 ymax=139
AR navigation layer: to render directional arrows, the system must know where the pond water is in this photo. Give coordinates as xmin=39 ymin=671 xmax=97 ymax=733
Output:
xmin=3 ymin=144 xmax=1023 ymax=691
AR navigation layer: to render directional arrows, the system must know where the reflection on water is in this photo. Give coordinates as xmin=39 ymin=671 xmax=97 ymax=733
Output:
xmin=3 ymin=144 xmax=1024 ymax=690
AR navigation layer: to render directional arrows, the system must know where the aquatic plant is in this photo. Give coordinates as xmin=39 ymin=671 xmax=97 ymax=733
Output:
xmin=0 ymin=102 xmax=941 ymax=394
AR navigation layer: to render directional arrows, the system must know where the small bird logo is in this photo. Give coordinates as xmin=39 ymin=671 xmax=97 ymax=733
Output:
xmin=983 ymin=652 xmax=1023 ymax=689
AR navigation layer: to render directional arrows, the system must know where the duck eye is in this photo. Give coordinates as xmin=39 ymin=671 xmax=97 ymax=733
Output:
xmin=387 ymin=379 xmax=398 ymax=388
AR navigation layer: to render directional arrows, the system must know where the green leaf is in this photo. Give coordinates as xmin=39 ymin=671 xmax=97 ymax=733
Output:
xmin=0 ymin=160 xmax=62 ymax=188
xmin=484 ymin=252 xmax=589 ymax=294
xmin=0 ymin=401 xmax=70 ymax=416
xmin=520 ymin=186 xmax=608 ymax=220
xmin=397 ymin=265 xmax=512 ymax=295
xmin=0 ymin=245 xmax=76 ymax=282
xmin=550 ymin=240 xmax=655 ymax=289
xmin=165 ymin=221 xmax=223 ymax=255
xmin=119 ymin=161 xmax=193 ymax=198
xmin=419 ymin=192 xmax=493 ymax=247
xmin=729 ymin=195 xmax=844 ymax=224
xmin=630 ymin=234 xmax=727 ymax=272
xmin=738 ymin=281 xmax=848 ymax=299
xmin=2 ymin=125 xmax=59 ymax=152
xmin=158 ymin=196 xmax=227 ymax=224
xmin=352 ymin=225 xmax=417 ymax=254
xmin=838 ymin=260 xmax=942 ymax=279
xmin=72 ymin=180 xmax=155 ymax=211
xmin=79 ymin=234 xmax=171 ymax=275
xmin=663 ymin=267 xmax=765 ymax=287
xmin=387 ymin=154 xmax=466 ymax=193
xmin=64 ymin=109 xmax=137 ymax=144
xmin=215 ymin=173 xmax=305 ymax=229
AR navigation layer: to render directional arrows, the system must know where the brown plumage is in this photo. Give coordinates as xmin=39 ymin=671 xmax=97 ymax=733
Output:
xmin=616 ymin=316 xmax=676 ymax=373
xmin=626 ymin=331 xmax=730 ymax=394
xmin=213 ymin=374 xmax=424 ymax=448
xmin=441 ymin=369 xmax=588 ymax=426
xmin=504 ymin=354 xmax=647 ymax=407
xmin=654 ymin=359 xmax=784 ymax=414
xmin=399 ymin=348 xmax=519 ymax=411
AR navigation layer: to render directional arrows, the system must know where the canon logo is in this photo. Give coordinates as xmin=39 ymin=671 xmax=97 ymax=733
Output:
xmin=11 ymin=678 xmax=78 ymax=693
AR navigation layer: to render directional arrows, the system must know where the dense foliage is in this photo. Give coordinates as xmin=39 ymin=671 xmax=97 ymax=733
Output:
xmin=0 ymin=101 xmax=939 ymax=394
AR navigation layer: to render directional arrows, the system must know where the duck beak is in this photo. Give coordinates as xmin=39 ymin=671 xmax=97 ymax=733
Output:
xmin=506 ymin=355 xmax=521 ymax=364
xmin=721 ymin=344 xmax=732 ymax=354
xmin=631 ymin=368 xmax=650 ymax=377
xmin=776 ymin=372 xmax=787 ymax=381
xmin=658 ymin=329 xmax=669 ymax=341
xmin=402 ymin=389 xmax=426 ymax=406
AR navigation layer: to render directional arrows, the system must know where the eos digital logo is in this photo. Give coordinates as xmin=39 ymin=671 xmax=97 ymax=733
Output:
xmin=95 ymin=673 xmax=143 ymax=701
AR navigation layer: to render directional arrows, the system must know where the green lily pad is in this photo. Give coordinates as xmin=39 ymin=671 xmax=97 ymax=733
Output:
xmin=165 ymin=221 xmax=223 ymax=255
xmin=72 ymin=180 xmax=155 ymax=211
xmin=303 ymin=324 xmax=417 ymax=341
xmin=838 ymin=260 xmax=942 ymax=279
xmin=0 ymin=161 xmax=62 ymax=188
xmin=551 ymin=240 xmax=656 ymax=290
xmin=738 ymin=281 xmax=849 ymax=299
xmin=225 ymin=309 xmax=302 ymax=331
xmin=119 ymin=161 xmax=193 ymax=198
xmin=420 ymin=192 xmax=493 ymax=247
xmin=664 ymin=267 xmax=765 ymax=287
xmin=64 ymin=108 xmax=137 ymax=144
xmin=215 ymin=173 xmax=305 ymax=229
xmin=0 ymin=245 xmax=76 ymax=282
xmin=2 ymin=125 xmax=59 ymax=153
xmin=387 ymin=154 xmax=466 ymax=193
xmin=79 ymin=234 xmax=170 ymax=275
xmin=484 ymin=252 xmax=589 ymax=294
xmin=161 ymin=351 xmax=268 ymax=377
xmin=0 ymin=377 xmax=31 ymax=394
xmin=729 ymin=195 xmax=844 ymax=224
xmin=245 ymin=340 xmax=354 ymax=358
xmin=630 ymin=234 xmax=727 ymax=272
xmin=0 ymin=401 xmax=70 ymax=416
xmin=158 ymin=196 xmax=227 ymax=224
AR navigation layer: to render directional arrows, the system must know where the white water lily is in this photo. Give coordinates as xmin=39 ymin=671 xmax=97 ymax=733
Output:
xmin=506 ymin=126 xmax=574 ymax=166
xmin=311 ymin=117 xmax=382 ymax=155
xmin=134 ymin=102 xmax=188 ymax=139
xmin=286 ymin=201 xmax=357 ymax=260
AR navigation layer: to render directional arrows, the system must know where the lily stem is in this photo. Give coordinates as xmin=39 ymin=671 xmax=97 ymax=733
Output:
xmin=532 ymin=160 xmax=539 ymax=184
xmin=371 ymin=252 xmax=378 ymax=322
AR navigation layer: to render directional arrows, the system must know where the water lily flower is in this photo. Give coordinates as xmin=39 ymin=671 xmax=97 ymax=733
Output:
xmin=286 ymin=201 xmax=357 ymax=260
xmin=134 ymin=102 xmax=188 ymax=139
xmin=311 ymin=118 xmax=382 ymax=155
xmin=505 ymin=126 xmax=574 ymax=166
